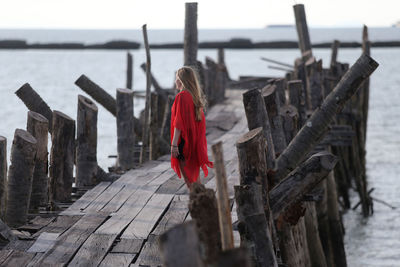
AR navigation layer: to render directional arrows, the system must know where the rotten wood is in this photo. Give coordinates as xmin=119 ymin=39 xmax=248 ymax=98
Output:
xmin=184 ymin=2 xmax=198 ymax=67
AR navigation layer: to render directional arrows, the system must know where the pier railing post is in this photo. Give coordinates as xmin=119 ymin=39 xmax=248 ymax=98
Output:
xmin=116 ymin=88 xmax=135 ymax=170
xmin=27 ymin=111 xmax=49 ymax=211
xmin=5 ymin=129 xmax=37 ymax=227
xmin=76 ymin=95 xmax=98 ymax=187
xmin=49 ymin=111 xmax=75 ymax=206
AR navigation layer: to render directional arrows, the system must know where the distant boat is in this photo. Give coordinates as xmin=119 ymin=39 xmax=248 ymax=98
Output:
xmin=266 ymin=24 xmax=295 ymax=28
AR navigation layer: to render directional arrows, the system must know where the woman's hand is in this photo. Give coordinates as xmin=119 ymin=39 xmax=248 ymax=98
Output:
xmin=171 ymin=145 xmax=179 ymax=158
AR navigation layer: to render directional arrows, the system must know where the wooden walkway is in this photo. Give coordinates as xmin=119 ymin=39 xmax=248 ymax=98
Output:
xmin=0 ymin=89 xmax=247 ymax=266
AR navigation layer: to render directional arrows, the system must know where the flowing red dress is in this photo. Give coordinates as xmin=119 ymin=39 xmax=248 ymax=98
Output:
xmin=170 ymin=90 xmax=213 ymax=183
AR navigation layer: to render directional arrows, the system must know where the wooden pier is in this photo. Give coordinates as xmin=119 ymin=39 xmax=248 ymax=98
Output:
xmin=0 ymin=89 xmax=245 ymax=266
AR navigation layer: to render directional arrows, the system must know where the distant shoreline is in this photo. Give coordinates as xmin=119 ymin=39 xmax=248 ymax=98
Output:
xmin=1 ymin=39 xmax=400 ymax=49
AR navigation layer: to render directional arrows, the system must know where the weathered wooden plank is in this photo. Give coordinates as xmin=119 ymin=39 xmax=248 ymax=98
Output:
xmin=33 ymin=215 xmax=82 ymax=239
xmin=99 ymin=253 xmax=136 ymax=267
xmin=135 ymin=234 xmax=161 ymax=266
xmin=27 ymin=232 xmax=60 ymax=253
xmin=83 ymin=181 xmax=125 ymax=213
xmin=60 ymin=182 xmax=111 ymax=216
xmin=111 ymin=238 xmax=144 ymax=254
xmin=33 ymin=212 xmax=108 ymax=266
xmin=0 ymin=249 xmax=13 ymax=265
xmin=18 ymin=216 xmax=56 ymax=232
xmin=1 ymin=250 xmax=35 ymax=266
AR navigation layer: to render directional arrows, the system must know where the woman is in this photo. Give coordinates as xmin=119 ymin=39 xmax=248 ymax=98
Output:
xmin=170 ymin=66 xmax=213 ymax=190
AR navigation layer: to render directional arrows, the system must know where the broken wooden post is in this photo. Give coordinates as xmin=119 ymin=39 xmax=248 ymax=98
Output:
xmin=273 ymin=78 xmax=287 ymax=107
xmin=49 ymin=111 xmax=75 ymax=205
xmin=242 ymin=89 xmax=276 ymax=174
xmin=189 ymin=183 xmax=222 ymax=264
xmin=15 ymin=83 xmax=53 ymax=133
xmin=160 ymin=95 xmax=174 ymax=144
xmin=306 ymin=58 xmax=325 ymax=110
xmin=126 ymin=52 xmax=133 ymax=89
xmin=184 ymin=2 xmax=198 ymax=67
xmin=211 ymin=142 xmax=234 ymax=251
xmin=288 ymin=80 xmax=307 ymax=127
xmin=75 ymin=74 xmax=142 ymax=138
xmin=116 ymin=88 xmax=135 ymax=170
xmin=76 ymin=95 xmax=98 ymax=187
xmin=205 ymin=57 xmax=218 ymax=105
xmin=150 ymin=92 xmax=160 ymax=160
xmin=330 ymin=40 xmax=340 ymax=70
xmin=293 ymin=4 xmax=312 ymax=57
xmin=140 ymin=24 xmax=151 ymax=164
xmin=216 ymin=248 xmax=252 ymax=267
xmin=269 ymin=152 xmax=337 ymax=219
xmin=0 ymin=136 xmax=7 ymax=218
xmin=262 ymin=85 xmax=287 ymax=156
xmin=75 ymin=74 xmax=117 ymax=116
xmin=140 ymin=63 xmax=164 ymax=93
xmin=280 ymin=104 xmax=299 ymax=145
xmin=274 ymin=53 xmax=378 ymax=181
xmin=234 ymin=183 xmax=277 ymax=267
xmin=159 ymin=221 xmax=204 ymax=267
xmin=5 ymin=129 xmax=37 ymax=227
xmin=27 ymin=111 xmax=49 ymax=211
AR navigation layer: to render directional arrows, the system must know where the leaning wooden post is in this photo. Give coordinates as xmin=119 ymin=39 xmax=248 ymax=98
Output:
xmin=242 ymin=89 xmax=276 ymax=175
xmin=189 ymin=183 xmax=222 ymax=264
xmin=126 ymin=52 xmax=133 ymax=89
xmin=160 ymin=95 xmax=174 ymax=143
xmin=262 ymin=85 xmax=287 ymax=156
xmin=274 ymin=54 xmax=378 ymax=181
xmin=184 ymin=2 xmax=198 ymax=67
xmin=49 ymin=111 xmax=75 ymax=205
xmin=5 ymin=129 xmax=37 ymax=227
xmin=27 ymin=111 xmax=49 ymax=211
xmin=140 ymin=24 xmax=151 ymax=164
xmin=0 ymin=136 xmax=7 ymax=218
xmin=288 ymin=80 xmax=307 ymax=127
xmin=293 ymin=4 xmax=312 ymax=57
xmin=306 ymin=58 xmax=325 ymax=111
xmin=159 ymin=221 xmax=205 ymax=267
xmin=139 ymin=63 xmax=164 ymax=93
xmin=15 ymin=83 xmax=53 ymax=133
xmin=75 ymin=74 xmax=142 ymax=138
xmin=211 ymin=142 xmax=234 ymax=251
xmin=234 ymin=183 xmax=278 ymax=267
xmin=76 ymin=95 xmax=98 ymax=187
xmin=279 ymin=105 xmax=299 ymax=145
xmin=116 ymin=88 xmax=135 ymax=170
xmin=150 ymin=92 xmax=160 ymax=160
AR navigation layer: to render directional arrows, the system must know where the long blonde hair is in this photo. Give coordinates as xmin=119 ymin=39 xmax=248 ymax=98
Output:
xmin=177 ymin=66 xmax=207 ymax=121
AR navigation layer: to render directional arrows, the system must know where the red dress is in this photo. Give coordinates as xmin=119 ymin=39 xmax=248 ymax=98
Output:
xmin=170 ymin=90 xmax=213 ymax=183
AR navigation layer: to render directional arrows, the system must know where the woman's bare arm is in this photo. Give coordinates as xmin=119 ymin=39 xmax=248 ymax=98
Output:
xmin=171 ymin=127 xmax=181 ymax=157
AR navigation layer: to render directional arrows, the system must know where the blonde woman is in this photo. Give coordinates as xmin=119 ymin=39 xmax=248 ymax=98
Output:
xmin=170 ymin=66 xmax=213 ymax=190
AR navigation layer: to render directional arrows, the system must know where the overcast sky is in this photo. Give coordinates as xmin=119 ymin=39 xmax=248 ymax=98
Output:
xmin=1 ymin=0 xmax=399 ymax=29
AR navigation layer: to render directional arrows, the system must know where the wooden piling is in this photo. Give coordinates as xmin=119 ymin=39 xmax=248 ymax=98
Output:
xmin=242 ymin=89 xmax=276 ymax=174
xmin=189 ymin=183 xmax=222 ymax=264
xmin=116 ymin=88 xmax=135 ymax=170
xmin=279 ymin=104 xmax=299 ymax=145
xmin=15 ymin=83 xmax=53 ymax=133
xmin=150 ymin=92 xmax=160 ymax=160
xmin=287 ymin=80 xmax=307 ymax=127
xmin=330 ymin=40 xmax=340 ymax=70
xmin=293 ymin=4 xmax=312 ymax=56
xmin=159 ymin=221 xmax=204 ymax=267
xmin=140 ymin=24 xmax=151 ymax=164
xmin=160 ymin=95 xmax=174 ymax=144
xmin=274 ymin=53 xmax=378 ymax=181
xmin=5 ymin=129 xmax=37 ymax=227
xmin=76 ymin=95 xmax=98 ymax=187
xmin=211 ymin=142 xmax=234 ymax=251
xmin=140 ymin=63 xmax=164 ymax=94
xmin=262 ymin=85 xmax=287 ymax=156
xmin=0 ymin=136 xmax=7 ymax=218
xmin=306 ymin=58 xmax=324 ymax=110
xmin=126 ymin=52 xmax=133 ymax=89
xmin=234 ymin=183 xmax=278 ymax=267
xmin=184 ymin=2 xmax=198 ymax=67
xmin=27 ymin=111 xmax=49 ymax=211
xmin=49 ymin=111 xmax=75 ymax=204
xmin=75 ymin=74 xmax=142 ymax=138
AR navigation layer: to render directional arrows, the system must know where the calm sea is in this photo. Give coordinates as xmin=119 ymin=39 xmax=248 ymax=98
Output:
xmin=0 ymin=28 xmax=399 ymax=266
